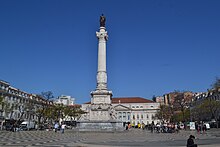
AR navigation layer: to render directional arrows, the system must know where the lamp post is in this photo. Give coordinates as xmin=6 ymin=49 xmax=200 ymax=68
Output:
xmin=189 ymin=104 xmax=192 ymax=122
xmin=26 ymin=108 xmax=30 ymax=131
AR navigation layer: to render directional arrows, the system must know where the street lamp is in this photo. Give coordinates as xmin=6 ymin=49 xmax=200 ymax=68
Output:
xmin=26 ymin=108 xmax=30 ymax=130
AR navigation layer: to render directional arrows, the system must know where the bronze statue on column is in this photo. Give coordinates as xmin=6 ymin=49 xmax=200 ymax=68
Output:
xmin=100 ymin=14 xmax=106 ymax=27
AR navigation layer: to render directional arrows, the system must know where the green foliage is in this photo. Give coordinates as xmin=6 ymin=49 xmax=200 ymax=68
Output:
xmin=191 ymin=99 xmax=220 ymax=127
xmin=172 ymin=108 xmax=190 ymax=122
xmin=0 ymin=96 xmax=6 ymax=110
xmin=152 ymin=95 xmax=156 ymax=102
xmin=35 ymin=102 xmax=85 ymax=123
xmin=212 ymin=77 xmax=220 ymax=89
xmin=0 ymin=96 xmax=16 ymax=119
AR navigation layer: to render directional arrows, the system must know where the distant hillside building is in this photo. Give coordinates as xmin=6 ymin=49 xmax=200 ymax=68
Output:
xmin=81 ymin=97 xmax=160 ymax=126
xmin=164 ymin=91 xmax=194 ymax=106
xmin=193 ymin=88 xmax=220 ymax=104
xmin=54 ymin=95 xmax=75 ymax=106
xmin=164 ymin=92 xmax=179 ymax=105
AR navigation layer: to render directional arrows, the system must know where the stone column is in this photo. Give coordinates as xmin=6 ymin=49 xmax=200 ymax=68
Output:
xmin=96 ymin=27 xmax=108 ymax=90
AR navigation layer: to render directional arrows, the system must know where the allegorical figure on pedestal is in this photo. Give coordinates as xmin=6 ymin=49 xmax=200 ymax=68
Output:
xmin=100 ymin=14 xmax=106 ymax=27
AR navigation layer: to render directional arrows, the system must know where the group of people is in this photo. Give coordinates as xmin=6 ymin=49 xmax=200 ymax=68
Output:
xmin=196 ymin=123 xmax=208 ymax=134
xmin=149 ymin=123 xmax=181 ymax=133
xmin=54 ymin=122 xmax=66 ymax=133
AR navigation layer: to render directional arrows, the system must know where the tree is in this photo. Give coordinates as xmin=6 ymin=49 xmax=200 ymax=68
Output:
xmin=201 ymin=99 xmax=220 ymax=128
xmin=3 ymin=101 xmax=15 ymax=120
xmin=152 ymin=95 xmax=156 ymax=102
xmin=173 ymin=93 xmax=191 ymax=122
xmin=191 ymin=99 xmax=220 ymax=128
xmin=212 ymin=77 xmax=220 ymax=89
xmin=63 ymin=105 xmax=86 ymax=121
xmin=35 ymin=91 xmax=54 ymax=125
xmin=191 ymin=104 xmax=204 ymax=121
xmin=41 ymin=91 xmax=54 ymax=100
xmin=0 ymin=96 xmax=6 ymax=130
xmin=0 ymin=96 xmax=5 ymax=113
xmin=155 ymin=105 xmax=174 ymax=123
xmin=52 ymin=104 xmax=65 ymax=121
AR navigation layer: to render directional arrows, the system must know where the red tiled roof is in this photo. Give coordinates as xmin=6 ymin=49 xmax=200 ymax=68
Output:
xmin=68 ymin=104 xmax=81 ymax=107
xmin=112 ymin=97 xmax=154 ymax=103
xmin=84 ymin=97 xmax=155 ymax=104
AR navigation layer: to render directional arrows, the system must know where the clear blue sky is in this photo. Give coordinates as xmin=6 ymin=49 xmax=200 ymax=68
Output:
xmin=0 ymin=0 xmax=219 ymax=104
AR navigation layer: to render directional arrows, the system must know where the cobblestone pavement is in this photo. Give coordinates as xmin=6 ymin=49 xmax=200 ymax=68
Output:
xmin=0 ymin=129 xmax=220 ymax=147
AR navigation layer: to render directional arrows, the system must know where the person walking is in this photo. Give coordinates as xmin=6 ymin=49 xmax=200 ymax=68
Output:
xmin=61 ymin=122 xmax=65 ymax=134
xmin=54 ymin=122 xmax=59 ymax=133
xmin=187 ymin=135 xmax=198 ymax=147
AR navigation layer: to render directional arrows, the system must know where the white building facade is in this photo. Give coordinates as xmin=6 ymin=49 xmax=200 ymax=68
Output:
xmin=81 ymin=97 xmax=160 ymax=126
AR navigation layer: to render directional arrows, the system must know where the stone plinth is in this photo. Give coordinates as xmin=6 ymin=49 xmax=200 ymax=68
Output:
xmin=91 ymin=90 xmax=112 ymax=104
xmin=76 ymin=120 xmax=124 ymax=132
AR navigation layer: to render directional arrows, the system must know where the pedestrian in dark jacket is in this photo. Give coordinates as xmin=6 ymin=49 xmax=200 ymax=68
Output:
xmin=187 ymin=135 xmax=198 ymax=147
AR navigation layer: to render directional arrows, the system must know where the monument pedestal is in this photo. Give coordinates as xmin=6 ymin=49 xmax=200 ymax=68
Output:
xmin=91 ymin=89 xmax=112 ymax=105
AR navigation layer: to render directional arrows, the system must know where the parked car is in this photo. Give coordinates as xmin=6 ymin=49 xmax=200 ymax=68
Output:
xmin=5 ymin=124 xmax=13 ymax=131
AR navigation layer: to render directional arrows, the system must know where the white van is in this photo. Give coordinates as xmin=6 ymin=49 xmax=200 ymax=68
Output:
xmin=20 ymin=121 xmax=35 ymax=130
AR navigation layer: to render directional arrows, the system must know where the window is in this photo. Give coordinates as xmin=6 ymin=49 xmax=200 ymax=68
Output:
xmin=118 ymin=112 xmax=122 ymax=120
xmin=123 ymin=112 xmax=126 ymax=118
xmin=151 ymin=115 xmax=154 ymax=120
xmin=128 ymin=113 xmax=130 ymax=120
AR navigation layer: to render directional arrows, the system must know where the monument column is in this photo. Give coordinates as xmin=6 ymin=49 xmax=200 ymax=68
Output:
xmin=91 ymin=14 xmax=112 ymax=105
xmin=77 ymin=15 xmax=123 ymax=131
xmin=96 ymin=26 xmax=108 ymax=90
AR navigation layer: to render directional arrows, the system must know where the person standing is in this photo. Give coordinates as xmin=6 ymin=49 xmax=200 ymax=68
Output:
xmin=125 ymin=124 xmax=128 ymax=130
xmin=151 ymin=123 xmax=154 ymax=133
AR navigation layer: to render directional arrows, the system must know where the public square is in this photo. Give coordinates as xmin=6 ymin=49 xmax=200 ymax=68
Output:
xmin=0 ymin=1 xmax=220 ymax=147
xmin=1 ymin=128 xmax=220 ymax=147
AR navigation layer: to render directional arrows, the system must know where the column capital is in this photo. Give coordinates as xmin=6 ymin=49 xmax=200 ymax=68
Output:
xmin=96 ymin=30 xmax=108 ymax=41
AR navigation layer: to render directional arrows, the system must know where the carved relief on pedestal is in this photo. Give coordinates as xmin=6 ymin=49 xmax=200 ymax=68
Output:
xmin=109 ymin=105 xmax=117 ymax=119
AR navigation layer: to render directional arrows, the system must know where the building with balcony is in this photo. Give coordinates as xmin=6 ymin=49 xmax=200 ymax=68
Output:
xmin=163 ymin=91 xmax=194 ymax=106
xmin=0 ymin=80 xmax=50 ymax=127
